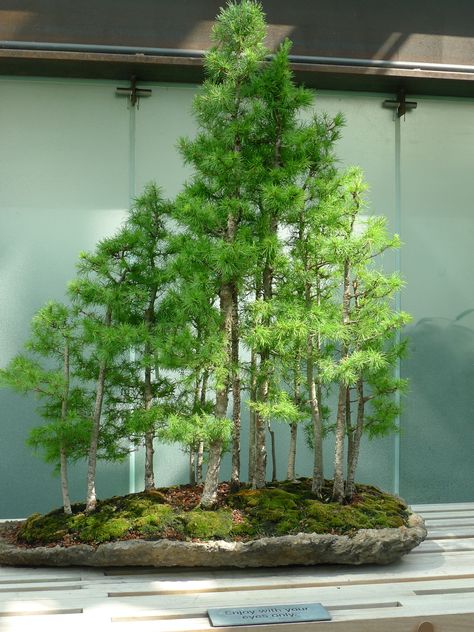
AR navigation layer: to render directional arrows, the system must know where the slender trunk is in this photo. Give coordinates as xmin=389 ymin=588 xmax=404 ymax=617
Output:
xmin=200 ymin=370 xmax=209 ymax=408
xmin=143 ymin=286 xmax=158 ymax=491
xmin=201 ymin=281 xmax=232 ymax=508
xmin=231 ymin=285 xmax=241 ymax=487
xmin=345 ymin=386 xmax=354 ymax=493
xmin=60 ymin=342 xmax=72 ymax=515
xmin=189 ymin=447 xmax=196 ymax=485
xmin=254 ymin=403 xmax=267 ymax=488
xmin=144 ymin=365 xmax=155 ymax=490
xmin=248 ymin=349 xmax=257 ymax=486
xmin=254 ymin=219 xmax=276 ymax=489
xmin=85 ymin=363 xmax=108 ymax=513
xmin=332 ymin=384 xmax=347 ymax=503
xmin=200 ymin=440 xmax=223 ymax=508
xmin=306 ymin=282 xmax=324 ymax=495
xmin=144 ymin=429 xmax=155 ymax=490
xmin=268 ymin=422 xmax=277 ymax=482
xmin=287 ymin=423 xmax=298 ymax=481
xmin=59 ymin=447 xmax=71 ymax=515
xmin=196 ymin=371 xmax=207 ymax=485
xmin=287 ymin=359 xmax=301 ymax=482
xmin=197 ymin=442 xmax=204 ymax=484
xmin=345 ymin=378 xmax=365 ymax=500
xmin=332 ymin=259 xmax=351 ymax=503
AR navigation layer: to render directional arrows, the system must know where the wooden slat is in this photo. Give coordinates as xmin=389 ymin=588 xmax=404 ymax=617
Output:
xmin=412 ymin=502 xmax=474 ymax=513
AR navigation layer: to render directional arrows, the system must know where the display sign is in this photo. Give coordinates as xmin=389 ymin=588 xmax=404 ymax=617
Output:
xmin=208 ymin=603 xmax=332 ymax=627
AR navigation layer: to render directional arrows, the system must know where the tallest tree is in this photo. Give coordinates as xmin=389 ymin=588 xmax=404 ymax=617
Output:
xmin=176 ymin=1 xmax=268 ymax=507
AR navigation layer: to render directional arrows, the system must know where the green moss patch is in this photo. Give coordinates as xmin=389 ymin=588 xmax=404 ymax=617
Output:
xmin=16 ymin=480 xmax=410 ymax=547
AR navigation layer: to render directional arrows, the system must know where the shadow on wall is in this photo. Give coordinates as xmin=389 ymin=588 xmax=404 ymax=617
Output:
xmin=401 ymin=311 xmax=474 ymax=504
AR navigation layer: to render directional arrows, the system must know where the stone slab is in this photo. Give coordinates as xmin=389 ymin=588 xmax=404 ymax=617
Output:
xmin=0 ymin=513 xmax=426 ymax=568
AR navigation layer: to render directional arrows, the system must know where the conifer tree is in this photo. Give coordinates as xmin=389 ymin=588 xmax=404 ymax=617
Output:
xmin=282 ymin=112 xmax=345 ymax=495
xmin=0 ymin=302 xmax=89 ymax=514
xmin=69 ymin=234 xmax=137 ymax=513
xmin=111 ymin=184 xmax=174 ymax=491
xmin=319 ymin=168 xmax=411 ymax=502
xmin=176 ymin=0 xmax=268 ymax=506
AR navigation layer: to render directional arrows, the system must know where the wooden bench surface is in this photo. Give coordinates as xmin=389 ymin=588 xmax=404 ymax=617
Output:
xmin=1 ymin=503 xmax=474 ymax=631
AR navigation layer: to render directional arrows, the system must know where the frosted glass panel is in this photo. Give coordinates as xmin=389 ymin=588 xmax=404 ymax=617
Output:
xmin=313 ymin=92 xmax=398 ymax=493
xmin=400 ymin=97 xmax=474 ymax=503
xmin=0 ymin=78 xmax=130 ymax=517
xmin=134 ymin=84 xmax=197 ymax=198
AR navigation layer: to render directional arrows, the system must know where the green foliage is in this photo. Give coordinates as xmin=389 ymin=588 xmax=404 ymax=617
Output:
xmin=162 ymin=413 xmax=233 ymax=450
xmin=0 ymin=302 xmax=91 ymax=470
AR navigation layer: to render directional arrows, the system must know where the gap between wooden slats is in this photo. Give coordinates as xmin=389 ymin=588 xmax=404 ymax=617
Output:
xmin=0 ymin=608 xmax=83 ymax=618
xmin=0 ymin=584 xmax=82 ymax=593
xmin=0 ymin=577 xmax=81 ymax=585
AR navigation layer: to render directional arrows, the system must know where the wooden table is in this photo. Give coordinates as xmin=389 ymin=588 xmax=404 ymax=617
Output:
xmin=1 ymin=503 xmax=474 ymax=631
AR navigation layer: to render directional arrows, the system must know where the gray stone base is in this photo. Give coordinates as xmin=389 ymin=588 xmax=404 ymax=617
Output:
xmin=0 ymin=513 xmax=426 ymax=568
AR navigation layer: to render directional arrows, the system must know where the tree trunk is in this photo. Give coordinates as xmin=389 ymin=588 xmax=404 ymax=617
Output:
xmin=230 ymin=285 xmax=241 ymax=487
xmin=254 ymin=408 xmax=267 ymax=488
xmin=308 ymin=350 xmax=324 ymax=496
xmin=85 ymin=358 xmax=108 ymax=513
xmin=60 ymin=341 xmax=72 ymax=515
xmin=248 ymin=306 xmax=258 ymax=486
xmin=345 ymin=386 xmax=354 ymax=492
xmin=268 ymin=422 xmax=277 ymax=482
xmin=85 ymin=307 xmax=112 ymax=513
xmin=189 ymin=447 xmax=196 ymax=485
xmin=196 ymin=442 xmax=204 ymax=484
xmin=59 ymin=446 xmax=72 ymax=515
xmin=196 ymin=372 xmax=207 ymax=485
xmin=332 ymin=258 xmax=351 ymax=503
xmin=143 ymin=286 xmax=158 ymax=491
xmin=345 ymin=378 xmax=365 ymax=500
xmin=287 ymin=422 xmax=298 ymax=481
xmin=306 ymin=280 xmax=324 ymax=497
xmin=143 ymin=359 xmax=156 ymax=491
xmin=144 ymin=428 xmax=155 ymax=491
xmin=254 ymin=218 xmax=276 ymax=489
xmin=200 ymin=280 xmax=232 ymax=508
xmin=200 ymin=440 xmax=223 ymax=508
xmin=332 ymin=384 xmax=347 ymax=503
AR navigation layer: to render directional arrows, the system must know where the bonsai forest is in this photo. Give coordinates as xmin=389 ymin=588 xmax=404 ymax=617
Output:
xmin=0 ymin=1 xmax=412 ymax=546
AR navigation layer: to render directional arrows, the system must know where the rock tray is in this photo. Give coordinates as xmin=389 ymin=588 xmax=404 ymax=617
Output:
xmin=0 ymin=512 xmax=426 ymax=567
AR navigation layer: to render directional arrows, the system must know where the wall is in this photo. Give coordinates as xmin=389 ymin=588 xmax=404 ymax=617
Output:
xmin=0 ymin=76 xmax=473 ymax=517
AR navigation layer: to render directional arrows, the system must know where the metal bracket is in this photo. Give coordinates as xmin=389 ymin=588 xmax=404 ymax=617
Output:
xmin=383 ymin=88 xmax=417 ymax=118
xmin=116 ymin=75 xmax=152 ymax=108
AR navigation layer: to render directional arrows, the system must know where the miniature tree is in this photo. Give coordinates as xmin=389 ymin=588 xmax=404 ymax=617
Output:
xmin=176 ymin=0 xmax=269 ymax=506
xmin=69 ymin=234 xmax=137 ymax=513
xmin=280 ymin=113 xmax=344 ymax=496
xmin=0 ymin=302 xmax=89 ymax=514
xmin=318 ymin=168 xmax=410 ymax=502
xmin=107 ymin=184 xmax=175 ymax=491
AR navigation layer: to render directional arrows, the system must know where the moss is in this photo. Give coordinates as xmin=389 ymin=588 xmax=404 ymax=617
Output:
xmin=184 ymin=509 xmax=233 ymax=539
xmin=230 ymin=488 xmax=298 ymax=512
xmin=230 ymin=518 xmax=257 ymax=537
xmin=16 ymin=481 xmax=410 ymax=546
xmin=274 ymin=511 xmax=304 ymax=535
xmin=79 ymin=517 xmax=130 ymax=543
xmin=132 ymin=504 xmax=183 ymax=538
xmin=19 ymin=513 xmax=68 ymax=545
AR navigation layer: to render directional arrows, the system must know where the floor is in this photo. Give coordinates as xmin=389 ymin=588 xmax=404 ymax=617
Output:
xmin=1 ymin=503 xmax=474 ymax=631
